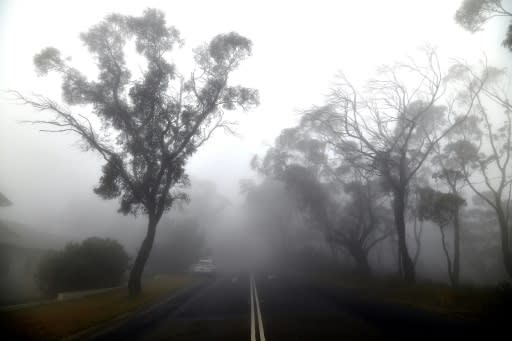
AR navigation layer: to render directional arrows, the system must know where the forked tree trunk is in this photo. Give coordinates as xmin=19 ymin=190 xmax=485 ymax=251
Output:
xmin=128 ymin=214 xmax=160 ymax=296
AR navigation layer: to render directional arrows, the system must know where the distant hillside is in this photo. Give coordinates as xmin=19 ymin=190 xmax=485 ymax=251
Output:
xmin=0 ymin=219 xmax=65 ymax=250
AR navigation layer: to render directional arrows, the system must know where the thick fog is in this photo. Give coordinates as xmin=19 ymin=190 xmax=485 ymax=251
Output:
xmin=1 ymin=0 xmax=512 ymax=304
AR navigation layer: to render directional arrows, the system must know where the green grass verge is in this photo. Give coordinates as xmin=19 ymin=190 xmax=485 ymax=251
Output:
xmin=0 ymin=274 xmax=200 ymax=340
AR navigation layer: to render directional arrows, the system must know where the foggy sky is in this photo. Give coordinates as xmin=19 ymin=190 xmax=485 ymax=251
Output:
xmin=0 ymin=0 xmax=510 ymax=243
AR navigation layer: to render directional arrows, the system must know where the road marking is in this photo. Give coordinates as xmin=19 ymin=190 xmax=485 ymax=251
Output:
xmin=250 ymin=273 xmax=266 ymax=341
xmin=250 ymin=275 xmax=256 ymax=341
xmin=253 ymin=275 xmax=266 ymax=341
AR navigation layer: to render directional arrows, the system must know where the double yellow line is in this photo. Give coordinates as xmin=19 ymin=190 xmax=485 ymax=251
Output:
xmin=250 ymin=273 xmax=266 ymax=341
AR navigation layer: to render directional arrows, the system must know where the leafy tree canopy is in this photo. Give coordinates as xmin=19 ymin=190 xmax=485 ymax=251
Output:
xmin=30 ymin=8 xmax=258 ymax=217
xmin=417 ymin=187 xmax=466 ymax=228
xmin=455 ymin=0 xmax=512 ymax=50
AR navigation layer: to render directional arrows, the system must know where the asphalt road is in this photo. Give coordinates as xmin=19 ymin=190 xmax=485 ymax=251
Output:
xmin=90 ymin=272 xmax=502 ymax=341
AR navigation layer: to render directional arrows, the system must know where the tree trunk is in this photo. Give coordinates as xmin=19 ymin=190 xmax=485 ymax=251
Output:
xmin=349 ymin=244 xmax=371 ymax=276
xmin=496 ymin=206 xmax=512 ymax=278
xmin=413 ymin=219 xmax=423 ymax=266
xmin=452 ymin=209 xmax=460 ymax=287
xmin=393 ymin=189 xmax=415 ymax=282
xmin=128 ymin=214 xmax=160 ymax=296
xmin=439 ymin=225 xmax=455 ymax=286
xmin=322 ymin=211 xmax=338 ymax=263
xmin=397 ymin=246 xmax=403 ymax=277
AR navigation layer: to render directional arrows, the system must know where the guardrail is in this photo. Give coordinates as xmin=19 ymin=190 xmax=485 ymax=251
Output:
xmin=57 ymin=285 xmax=125 ymax=301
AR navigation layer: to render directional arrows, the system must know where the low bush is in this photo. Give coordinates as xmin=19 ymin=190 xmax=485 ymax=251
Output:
xmin=37 ymin=237 xmax=129 ymax=296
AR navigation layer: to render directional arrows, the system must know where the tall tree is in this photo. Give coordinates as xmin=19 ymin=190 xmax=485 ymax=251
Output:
xmin=431 ymin=168 xmax=466 ymax=286
xmin=15 ymin=9 xmax=258 ymax=295
xmin=407 ymin=173 xmax=430 ymax=267
xmin=444 ymin=63 xmax=512 ymax=278
xmin=332 ymin=178 xmax=394 ymax=275
xmin=430 ymin=127 xmax=472 ymax=287
xmin=255 ymin=127 xmax=393 ymax=275
xmin=301 ymin=48 xmax=483 ymax=282
xmin=255 ymin=127 xmax=338 ymax=259
xmin=417 ymin=187 xmax=466 ymax=286
xmin=455 ymin=0 xmax=512 ymax=51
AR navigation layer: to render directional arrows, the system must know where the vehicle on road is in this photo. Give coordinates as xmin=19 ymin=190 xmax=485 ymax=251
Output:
xmin=189 ymin=258 xmax=217 ymax=276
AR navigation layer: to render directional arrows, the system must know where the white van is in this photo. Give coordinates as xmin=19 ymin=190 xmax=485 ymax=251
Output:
xmin=190 ymin=258 xmax=216 ymax=276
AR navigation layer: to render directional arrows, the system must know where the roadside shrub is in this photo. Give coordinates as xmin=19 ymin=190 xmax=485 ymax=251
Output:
xmin=36 ymin=237 xmax=130 ymax=296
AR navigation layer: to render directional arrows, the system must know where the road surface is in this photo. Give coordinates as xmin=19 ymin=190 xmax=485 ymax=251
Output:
xmin=89 ymin=272 xmax=500 ymax=340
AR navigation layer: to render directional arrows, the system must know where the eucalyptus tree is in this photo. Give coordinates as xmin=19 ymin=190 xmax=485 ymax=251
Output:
xmin=15 ymin=9 xmax=258 ymax=295
xmin=401 ymin=170 xmax=430 ymax=269
xmin=300 ymin=48 xmax=484 ymax=282
xmin=332 ymin=179 xmax=394 ymax=275
xmin=255 ymin=126 xmax=393 ymax=275
xmin=429 ymin=139 xmax=471 ymax=286
xmin=442 ymin=63 xmax=512 ymax=278
xmin=417 ymin=187 xmax=466 ymax=286
xmin=455 ymin=0 xmax=512 ymax=51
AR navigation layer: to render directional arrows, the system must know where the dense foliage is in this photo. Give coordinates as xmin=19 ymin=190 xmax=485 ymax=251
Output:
xmin=23 ymin=8 xmax=257 ymax=295
xmin=37 ymin=237 xmax=129 ymax=296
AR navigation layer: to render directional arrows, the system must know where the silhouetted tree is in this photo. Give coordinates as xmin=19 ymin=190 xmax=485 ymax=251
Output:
xmin=443 ymin=63 xmax=512 ymax=278
xmin=300 ymin=48 xmax=484 ymax=282
xmin=429 ymin=131 xmax=472 ymax=286
xmin=37 ymin=237 xmax=129 ymax=296
xmin=254 ymin=128 xmax=338 ymax=258
xmin=16 ymin=9 xmax=258 ymax=295
xmin=455 ymin=0 xmax=512 ymax=51
xmin=333 ymin=179 xmax=394 ymax=275
xmin=255 ymin=127 xmax=393 ymax=275
xmin=417 ymin=187 xmax=466 ymax=286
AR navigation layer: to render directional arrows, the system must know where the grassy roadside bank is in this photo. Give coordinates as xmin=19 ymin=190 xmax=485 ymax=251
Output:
xmin=311 ymin=273 xmax=511 ymax=320
xmin=0 ymin=274 xmax=200 ymax=340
